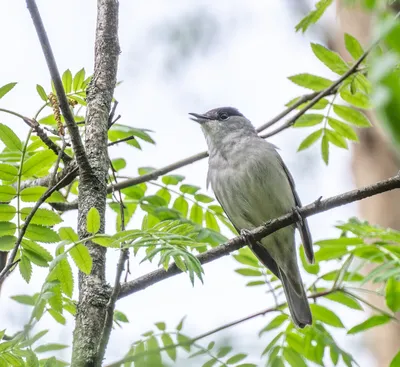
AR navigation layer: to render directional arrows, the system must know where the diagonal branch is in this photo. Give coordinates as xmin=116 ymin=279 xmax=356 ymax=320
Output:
xmin=118 ymin=172 xmax=400 ymax=299
xmin=260 ymin=50 xmax=370 ymax=139
xmin=107 ymin=288 xmax=339 ymax=367
xmin=26 ymin=0 xmax=90 ymax=172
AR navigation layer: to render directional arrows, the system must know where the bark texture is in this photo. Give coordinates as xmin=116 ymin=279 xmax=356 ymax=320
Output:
xmin=71 ymin=1 xmax=120 ymax=366
xmin=334 ymin=1 xmax=400 ymax=365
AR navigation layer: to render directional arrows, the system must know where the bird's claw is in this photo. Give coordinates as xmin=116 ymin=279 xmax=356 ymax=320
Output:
xmin=240 ymin=229 xmax=255 ymax=245
xmin=292 ymin=206 xmax=303 ymax=226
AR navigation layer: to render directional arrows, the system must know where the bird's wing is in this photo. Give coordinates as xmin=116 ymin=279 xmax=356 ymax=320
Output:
xmin=277 ymin=156 xmax=314 ymax=264
xmin=213 ymin=190 xmax=281 ymax=279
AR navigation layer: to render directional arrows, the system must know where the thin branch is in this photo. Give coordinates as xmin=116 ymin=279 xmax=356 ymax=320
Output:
xmin=0 ymin=172 xmax=74 ymax=281
xmin=108 ymin=135 xmax=136 ymax=147
xmin=118 ymin=173 xmax=400 ymax=299
xmin=107 ymin=288 xmax=339 ymax=367
xmin=23 ymin=117 xmax=72 ymax=163
xmin=260 ymin=47 xmax=370 ymax=139
xmin=26 ymin=0 xmax=90 ymax=172
xmin=97 ymin=160 xmax=129 ymax=357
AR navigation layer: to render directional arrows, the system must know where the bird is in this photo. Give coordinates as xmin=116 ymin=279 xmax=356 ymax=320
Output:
xmin=189 ymin=106 xmax=314 ymax=328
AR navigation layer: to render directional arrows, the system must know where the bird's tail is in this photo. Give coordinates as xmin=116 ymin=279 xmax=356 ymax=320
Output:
xmin=279 ymin=268 xmax=312 ymax=328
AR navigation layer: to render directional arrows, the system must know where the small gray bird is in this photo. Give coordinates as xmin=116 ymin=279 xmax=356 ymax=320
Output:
xmin=189 ymin=107 xmax=314 ymax=328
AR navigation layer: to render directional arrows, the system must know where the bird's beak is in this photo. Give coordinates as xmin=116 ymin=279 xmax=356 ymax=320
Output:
xmin=188 ymin=112 xmax=210 ymax=124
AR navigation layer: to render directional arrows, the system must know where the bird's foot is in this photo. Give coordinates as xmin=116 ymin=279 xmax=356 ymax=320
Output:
xmin=292 ymin=206 xmax=304 ymax=226
xmin=240 ymin=229 xmax=255 ymax=246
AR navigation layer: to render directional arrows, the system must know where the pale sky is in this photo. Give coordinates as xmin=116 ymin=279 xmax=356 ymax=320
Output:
xmin=0 ymin=1 xmax=374 ymax=366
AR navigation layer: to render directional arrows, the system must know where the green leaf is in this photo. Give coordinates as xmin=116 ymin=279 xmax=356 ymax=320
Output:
xmin=299 ymin=245 xmax=319 ymax=274
xmin=235 ymin=268 xmax=262 ymax=276
xmin=69 ymin=244 xmax=92 ymax=274
xmin=25 ymin=224 xmax=60 ymax=243
xmin=310 ymin=304 xmax=344 ymax=327
xmin=11 ymin=294 xmax=35 ymax=306
xmin=386 ymin=277 xmax=400 ymax=312
xmin=321 ymin=134 xmax=329 ymax=164
xmin=20 ymin=187 xmax=65 ymax=203
xmin=111 ymin=158 xmax=126 ymax=171
xmin=114 ymin=310 xmax=129 ymax=323
xmin=87 ymin=207 xmax=101 ymax=234
xmin=173 ymin=196 xmax=188 ymax=217
xmin=162 ymin=174 xmax=185 ymax=185
xmin=283 ymin=347 xmax=307 ymax=367
xmin=344 ymin=33 xmax=364 ymax=61
xmin=324 ymin=291 xmax=363 ymax=310
xmin=294 ymin=114 xmax=324 ymax=127
xmin=21 ymin=240 xmax=53 ymax=266
xmin=155 ymin=322 xmax=166 ymax=331
xmin=59 ymin=227 xmax=79 ymax=243
xmin=0 ymin=185 xmax=16 ymax=201
xmin=0 ymin=83 xmax=17 ymax=99
xmin=22 ymin=150 xmax=57 ymax=177
xmin=226 ymin=354 xmax=247 ymax=364
xmin=311 ymin=43 xmax=349 ymax=74
xmin=340 ymin=89 xmax=371 ymax=109
xmin=0 ymin=164 xmax=18 ymax=181
xmin=217 ymin=346 xmax=232 ymax=358
xmin=0 ymin=235 xmax=16 ymax=250
xmin=176 ymin=316 xmax=186 ymax=331
xmin=35 ymin=343 xmax=68 ymax=353
xmin=288 ymin=73 xmax=332 ymax=91
xmin=325 ymin=129 xmax=348 ymax=149
xmin=0 ymin=123 xmax=22 ymax=151
xmin=73 ymin=68 xmax=86 ymax=92
xmin=0 ymin=205 xmax=16 ymax=221
xmin=20 ymin=207 xmax=62 ymax=226
xmin=0 ymin=221 xmax=16 ymax=237
xmin=161 ymin=333 xmax=176 ymax=361
xmin=36 ymin=84 xmax=48 ymax=101
xmin=259 ymin=314 xmax=288 ymax=335
xmin=233 ymin=249 xmax=259 ymax=267
xmin=62 ymin=69 xmax=72 ymax=94
xmin=327 ymin=117 xmax=358 ymax=141
xmin=180 ymin=184 xmax=200 ymax=195
xmin=195 ymin=193 xmax=214 ymax=203
xmin=205 ymin=211 xmax=220 ymax=231
xmin=156 ymin=188 xmax=171 ymax=204
xmin=190 ymin=203 xmax=203 ymax=225
xmin=55 ymin=258 xmax=73 ymax=297
xmin=333 ymin=104 xmax=371 ymax=127
xmin=298 ymin=129 xmax=323 ymax=151
xmin=347 ymin=315 xmax=391 ymax=334
xmin=295 ymin=0 xmax=333 ymax=33
xmin=19 ymin=256 xmax=32 ymax=282
xmin=390 ymin=350 xmax=400 ymax=367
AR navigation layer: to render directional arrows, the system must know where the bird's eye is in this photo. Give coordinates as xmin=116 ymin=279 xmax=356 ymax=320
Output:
xmin=219 ymin=113 xmax=229 ymax=120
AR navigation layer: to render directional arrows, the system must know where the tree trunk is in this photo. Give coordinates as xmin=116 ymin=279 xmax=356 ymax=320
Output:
xmin=71 ymin=1 xmax=120 ymax=366
xmin=333 ymin=1 xmax=400 ymax=365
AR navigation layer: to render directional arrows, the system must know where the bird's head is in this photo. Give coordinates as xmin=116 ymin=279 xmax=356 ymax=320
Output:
xmin=189 ymin=107 xmax=256 ymax=148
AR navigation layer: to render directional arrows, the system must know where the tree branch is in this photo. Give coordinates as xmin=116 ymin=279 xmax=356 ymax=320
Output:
xmin=0 ymin=170 xmax=73 ymax=281
xmin=260 ymin=46 xmax=370 ymax=139
xmin=118 ymin=172 xmax=400 ymax=299
xmin=26 ymin=0 xmax=90 ymax=172
xmin=107 ymin=288 xmax=339 ymax=367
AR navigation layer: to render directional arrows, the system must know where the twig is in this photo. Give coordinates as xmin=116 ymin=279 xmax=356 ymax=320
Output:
xmin=108 ymin=101 xmax=119 ymax=128
xmin=118 ymin=173 xmax=400 ymax=299
xmin=107 ymin=288 xmax=339 ymax=367
xmin=26 ymin=0 xmax=90 ymax=172
xmin=0 ymin=172 xmax=74 ymax=281
xmin=260 ymin=47 xmax=370 ymax=139
xmin=23 ymin=117 xmax=72 ymax=163
xmin=97 ymin=160 xmax=129 ymax=356
xmin=108 ymin=135 xmax=136 ymax=147
xmin=256 ymin=90 xmax=326 ymax=132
